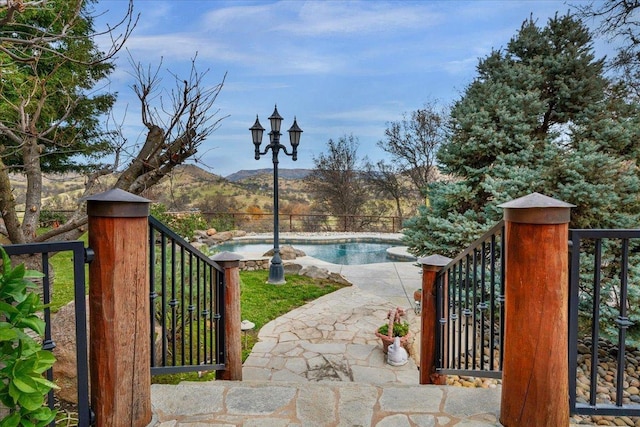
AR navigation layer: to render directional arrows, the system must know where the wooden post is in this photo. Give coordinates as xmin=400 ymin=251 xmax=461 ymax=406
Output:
xmin=498 ymin=193 xmax=574 ymax=427
xmin=212 ymin=251 xmax=243 ymax=381
xmin=86 ymin=189 xmax=151 ymax=427
xmin=418 ymin=254 xmax=451 ymax=385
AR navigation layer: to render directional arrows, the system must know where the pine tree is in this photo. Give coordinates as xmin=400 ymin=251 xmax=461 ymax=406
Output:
xmin=403 ymin=14 xmax=640 ymax=257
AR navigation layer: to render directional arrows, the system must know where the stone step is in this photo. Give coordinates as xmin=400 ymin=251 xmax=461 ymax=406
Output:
xmin=150 ymin=380 xmax=503 ymax=426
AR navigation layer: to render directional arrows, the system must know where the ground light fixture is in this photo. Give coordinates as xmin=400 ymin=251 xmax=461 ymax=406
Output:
xmin=250 ymin=105 xmax=303 ymax=284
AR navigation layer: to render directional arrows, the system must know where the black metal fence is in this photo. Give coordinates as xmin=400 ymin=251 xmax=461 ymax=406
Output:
xmin=435 ymin=220 xmax=505 ymax=379
xmin=569 ymin=229 xmax=640 ymax=416
xmin=199 ymin=211 xmax=403 ymax=233
xmin=149 ymin=216 xmax=226 ymax=375
xmin=3 ymin=241 xmax=92 ymax=426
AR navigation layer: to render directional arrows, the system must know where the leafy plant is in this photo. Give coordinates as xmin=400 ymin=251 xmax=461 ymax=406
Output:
xmin=377 ymin=321 xmax=409 ymax=337
xmin=150 ymin=203 xmax=208 ymax=239
xmin=0 ymin=248 xmax=57 ymax=426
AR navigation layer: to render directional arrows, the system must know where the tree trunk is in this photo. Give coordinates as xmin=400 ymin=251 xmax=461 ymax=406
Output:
xmin=21 ymin=137 xmax=43 ymax=242
xmin=115 ymin=125 xmax=164 ymax=191
xmin=394 ymin=196 xmax=403 ymax=226
xmin=0 ymin=157 xmax=25 ymax=244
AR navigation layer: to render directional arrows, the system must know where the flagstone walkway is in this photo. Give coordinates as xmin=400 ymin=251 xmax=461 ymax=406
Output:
xmin=150 ymin=259 xmax=508 ymax=426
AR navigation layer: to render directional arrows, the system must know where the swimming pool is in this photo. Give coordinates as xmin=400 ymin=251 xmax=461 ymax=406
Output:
xmin=213 ymin=241 xmax=412 ymax=265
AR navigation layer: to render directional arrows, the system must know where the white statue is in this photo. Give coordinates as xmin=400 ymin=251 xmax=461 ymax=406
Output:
xmin=386 ymin=336 xmax=408 ymax=366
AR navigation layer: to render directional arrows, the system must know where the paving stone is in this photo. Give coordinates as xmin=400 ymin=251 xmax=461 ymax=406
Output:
xmin=351 ymin=365 xmax=397 ymax=384
xmin=346 ymin=344 xmax=376 ymax=361
xmin=437 ymin=416 xmax=451 ymax=425
xmin=284 ymin=357 xmax=307 ymax=374
xmin=241 ymin=367 xmax=271 ymax=381
xmin=176 ymin=423 xmax=234 ymax=427
xmin=278 ymin=332 xmax=300 ymax=342
xmin=243 ymin=418 xmax=293 ymax=427
xmin=443 ymin=387 xmax=501 ymax=418
xmin=151 ymin=384 xmax=224 ymax=416
xmin=375 ymin=414 xmax=412 ymax=427
xmin=243 ymin=355 xmax=269 ymax=367
xmin=379 ymin=386 xmax=443 ymax=413
xmin=409 ymin=414 xmax=437 ymax=427
xmin=283 ymin=347 xmax=304 ymax=357
xmin=296 ymin=386 xmax=337 ymax=426
xmin=300 ymin=342 xmax=346 ymax=354
xmin=226 ymin=386 xmax=296 ymax=415
xmin=271 ymin=369 xmax=307 ymax=382
xmin=337 ymin=385 xmax=378 ymax=427
xmin=251 ymin=341 xmax=276 ymax=353
xmin=331 ymin=330 xmax=357 ymax=341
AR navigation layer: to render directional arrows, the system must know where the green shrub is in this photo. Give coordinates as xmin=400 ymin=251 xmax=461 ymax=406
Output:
xmin=377 ymin=321 xmax=409 ymax=337
xmin=38 ymin=210 xmax=68 ymax=228
xmin=150 ymin=204 xmax=208 ymax=240
xmin=0 ymin=248 xmax=57 ymax=426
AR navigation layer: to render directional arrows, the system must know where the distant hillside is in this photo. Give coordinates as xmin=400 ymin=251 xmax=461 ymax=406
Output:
xmin=226 ymin=168 xmax=312 ymax=182
xmin=24 ymin=164 xmax=310 ymax=212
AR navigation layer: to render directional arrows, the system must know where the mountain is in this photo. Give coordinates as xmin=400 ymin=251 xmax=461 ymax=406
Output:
xmin=225 ymin=168 xmax=312 ymax=182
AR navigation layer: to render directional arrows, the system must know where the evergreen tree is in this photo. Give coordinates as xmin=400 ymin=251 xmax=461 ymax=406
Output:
xmin=0 ymin=0 xmax=131 ymax=243
xmin=403 ymin=14 xmax=640 ymax=257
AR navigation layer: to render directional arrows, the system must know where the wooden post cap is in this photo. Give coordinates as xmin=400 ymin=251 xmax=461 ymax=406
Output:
xmin=212 ymin=251 xmax=242 ymax=267
xmin=85 ymin=188 xmax=150 ymax=218
xmin=418 ymin=254 xmax=452 ymax=271
xmin=418 ymin=254 xmax=452 ymax=267
xmin=498 ymin=192 xmax=575 ymax=224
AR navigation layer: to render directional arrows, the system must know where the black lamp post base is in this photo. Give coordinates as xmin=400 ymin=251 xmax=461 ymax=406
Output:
xmin=267 ymin=253 xmax=286 ymax=285
xmin=267 ymin=264 xmax=286 ymax=284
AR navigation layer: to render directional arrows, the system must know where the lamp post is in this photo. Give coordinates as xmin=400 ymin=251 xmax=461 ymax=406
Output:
xmin=250 ymin=105 xmax=302 ymax=284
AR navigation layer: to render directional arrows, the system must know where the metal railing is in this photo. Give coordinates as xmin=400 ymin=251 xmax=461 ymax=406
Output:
xmin=3 ymin=241 xmax=93 ymax=426
xmin=149 ymin=216 xmax=226 ymax=375
xmin=435 ymin=220 xmax=505 ymax=379
xmin=199 ymin=211 xmax=403 ymax=233
xmin=569 ymin=229 xmax=640 ymax=416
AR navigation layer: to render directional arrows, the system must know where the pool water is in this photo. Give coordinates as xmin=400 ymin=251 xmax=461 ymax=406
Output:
xmin=214 ymin=241 xmax=403 ymax=265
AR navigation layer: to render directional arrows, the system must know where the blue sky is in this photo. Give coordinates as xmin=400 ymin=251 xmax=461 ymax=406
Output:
xmin=95 ymin=1 xmax=615 ymax=177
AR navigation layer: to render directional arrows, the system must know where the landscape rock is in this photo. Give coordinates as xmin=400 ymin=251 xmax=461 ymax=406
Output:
xmin=328 ymin=272 xmax=351 ymax=286
xmin=298 ymin=265 xmax=349 ymax=282
xmin=263 ymin=245 xmax=305 ymax=260
xmin=230 ymin=230 xmax=247 ymax=238
xmin=206 ymin=228 xmax=217 ymax=236
xmin=284 ymin=263 xmax=303 ymax=275
xmin=51 ymin=297 xmax=89 ymax=404
xmin=206 ymin=231 xmax=234 ymax=243
xmin=193 ymin=230 xmax=209 ymax=240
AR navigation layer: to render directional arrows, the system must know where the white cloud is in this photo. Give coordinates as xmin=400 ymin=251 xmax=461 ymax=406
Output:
xmin=286 ymin=1 xmax=439 ymax=36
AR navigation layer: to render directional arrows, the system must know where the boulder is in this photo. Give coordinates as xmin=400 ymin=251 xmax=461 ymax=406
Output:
xmin=284 ymin=263 xmax=303 ymax=275
xmin=193 ymin=230 xmax=209 ymax=239
xmin=51 ymin=297 xmax=89 ymax=404
xmin=206 ymin=228 xmax=217 ymax=236
xmin=328 ymin=272 xmax=352 ymax=286
xmin=299 ymin=265 xmax=331 ymax=279
xmin=263 ymin=245 xmax=305 ymax=260
xmin=207 ymin=231 xmax=234 ymax=243
xmin=230 ymin=230 xmax=247 ymax=238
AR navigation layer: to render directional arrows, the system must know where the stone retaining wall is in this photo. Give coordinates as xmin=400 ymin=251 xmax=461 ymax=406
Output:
xmin=238 ymin=258 xmax=270 ymax=271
